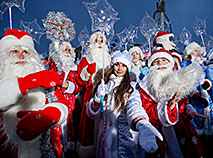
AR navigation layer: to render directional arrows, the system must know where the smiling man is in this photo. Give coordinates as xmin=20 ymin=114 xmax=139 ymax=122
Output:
xmin=0 ymin=29 xmax=68 ymax=158
xmin=137 ymin=48 xmax=205 ymax=158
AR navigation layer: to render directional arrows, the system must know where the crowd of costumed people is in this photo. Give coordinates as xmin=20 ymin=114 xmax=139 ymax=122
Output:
xmin=0 ymin=2 xmax=212 ymax=158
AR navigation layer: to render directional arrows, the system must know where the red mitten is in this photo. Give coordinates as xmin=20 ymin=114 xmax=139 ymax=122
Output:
xmin=16 ymin=106 xmax=61 ymax=141
xmin=18 ymin=70 xmax=60 ymax=95
xmin=50 ymin=128 xmax=62 ymax=157
xmin=48 ymin=57 xmax=58 ymax=72
xmin=87 ymin=62 xmax=96 ymax=74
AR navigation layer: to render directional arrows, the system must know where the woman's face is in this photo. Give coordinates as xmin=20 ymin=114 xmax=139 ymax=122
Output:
xmin=113 ymin=62 xmax=127 ymax=77
xmin=131 ymin=51 xmax=141 ymax=61
xmin=191 ymin=49 xmax=201 ymax=57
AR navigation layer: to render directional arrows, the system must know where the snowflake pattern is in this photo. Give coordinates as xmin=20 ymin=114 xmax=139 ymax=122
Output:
xmin=180 ymin=137 xmax=185 ymax=145
xmin=192 ymin=136 xmax=197 ymax=144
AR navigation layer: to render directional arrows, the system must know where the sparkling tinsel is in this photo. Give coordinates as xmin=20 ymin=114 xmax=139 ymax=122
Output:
xmin=43 ymin=11 xmax=76 ymax=42
xmin=40 ymin=129 xmax=56 ymax=158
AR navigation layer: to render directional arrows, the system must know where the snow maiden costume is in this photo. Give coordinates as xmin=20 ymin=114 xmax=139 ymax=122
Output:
xmin=86 ymin=51 xmax=163 ymax=158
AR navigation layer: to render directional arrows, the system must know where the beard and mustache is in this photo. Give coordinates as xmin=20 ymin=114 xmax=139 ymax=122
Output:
xmin=89 ymin=43 xmax=110 ymax=69
xmin=146 ymin=63 xmax=173 ymax=101
xmin=0 ymin=53 xmax=44 ymax=80
xmin=59 ymin=53 xmax=75 ymax=72
xmin=145 ymin=62 xmax=202 ymax=101
xmin=191 ymin=55 xmax=205 ymax=64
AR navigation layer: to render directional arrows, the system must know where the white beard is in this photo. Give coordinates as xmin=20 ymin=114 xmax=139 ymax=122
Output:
xmin=191 ymin=55 xmax=204 ymax=64
xmin=0 ymin=54 xmax=44 ymax=80
xmin=0 ymin=55 xmax=46 ymax=158
xmin=146 ymin=63 xmax=173 ymax=101
xmin=59 ymin=53 xmax=75 ymax=72
xmin=0 ymin=54 xmax=46 ymax=157
xmin=146 ymin=63 xmax=203 ymax=101
xmin=89 ymin=43 xmax=111 ymax=70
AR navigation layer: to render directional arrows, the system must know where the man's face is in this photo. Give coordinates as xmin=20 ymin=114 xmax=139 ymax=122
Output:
xmin=9 ymin=47 xmax=31 ymax=65
xmin=63 ymin=46 xmax=71 ymax=54
xmin=95 ymin=36 xmax=104 ymax=49
xmin=152 ymin=57 xmax=170 ymax=70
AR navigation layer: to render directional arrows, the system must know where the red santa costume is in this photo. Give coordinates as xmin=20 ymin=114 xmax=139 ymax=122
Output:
xmin=153 ymin=31 xmax=183 ymax=70
xmin=0 ymin=29 xmax=68 ymax=158
xmin=48 ymin=41 xmax=82 ymax=152
xmin=138 ymin=49 xmax=205 ymax=158
xmin=76 ymin=32 xmax=111 ymax=157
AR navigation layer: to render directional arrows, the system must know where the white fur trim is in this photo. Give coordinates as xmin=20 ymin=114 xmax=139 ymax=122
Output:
xmin=157 ymin=101 xmax=179 ymax=127
xmin=148 ymin=51 xmax=174 ymax=67
xmin=111 ymin=51 xmax=132 ymax=70
xmin=129 ymin=46 xmax=144 ymax=59
xmin=156 ymin=34 xmax=173 ymax=43
xmin=80 ymin=66 xmax=90 ymax=81
xmin=94 ymin=93 xmax=101 ymax=103
xmin=183 ymin=42 xmax=205 ymax=56
xmin=42 ymin=103 xmax=68 ymax=128
xmin=86 ymin=98 xmax=100 ymax=119
xmin=0 ymin=34 xmax=36 ymax=56
xmin=0 ymin=77 xmax=23 ymax=110
xmin=65 ymin=81 xmax=75 ymax=94
xmin=156 ymin=33 xmax=176 ymax=50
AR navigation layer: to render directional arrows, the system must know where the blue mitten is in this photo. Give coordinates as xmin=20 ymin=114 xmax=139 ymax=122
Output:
xmin=136 ymin=119 xmax=163 ymax=153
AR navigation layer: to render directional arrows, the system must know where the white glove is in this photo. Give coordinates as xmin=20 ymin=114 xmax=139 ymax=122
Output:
xmin=136 ymin=119 xmax=163 ymax=153
xmin=94 ymin=79 xmax=107 ymax=103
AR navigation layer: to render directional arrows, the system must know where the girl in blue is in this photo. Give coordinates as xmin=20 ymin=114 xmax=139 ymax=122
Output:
xmin=86 ymin=51 xmax=163 ymax=158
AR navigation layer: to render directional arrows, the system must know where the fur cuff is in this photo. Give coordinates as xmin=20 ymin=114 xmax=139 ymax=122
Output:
xmin=65 ymin=81 xmax=75 ymax=94
xmin=80 ymin=66 xmax=90 ymax=82
xmin=86 ymin=98 xmax=100 ymax=119
xmin=42 ymin=103 xmax=68 ymax=128
xmin=157 ymin=101 xmax=179 ymax=127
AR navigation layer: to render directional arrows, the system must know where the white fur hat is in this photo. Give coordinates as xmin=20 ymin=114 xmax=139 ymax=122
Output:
xmin=89 ymin=31 xmax=107 ymax=44
xmin=111 ymin=50 xmax=132 ymax=70
xmin=148 ymin=49 xmax=174 ymax=67
xmin=129 ymin=46 xmax=144 ymax=59
xmin=0 ymin=29 xmax=36 ymax=56
xmin=183 ymin=42 xmax=205 ymax=56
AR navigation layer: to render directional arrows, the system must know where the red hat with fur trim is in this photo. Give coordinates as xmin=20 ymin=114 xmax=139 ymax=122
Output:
xmin=0 ymin=29 xmax=36 ymax=55
xmin=153 ymin=31 xmax=174 ymax=47
xmin=148 ymin=49 xmax=174 ymax=67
